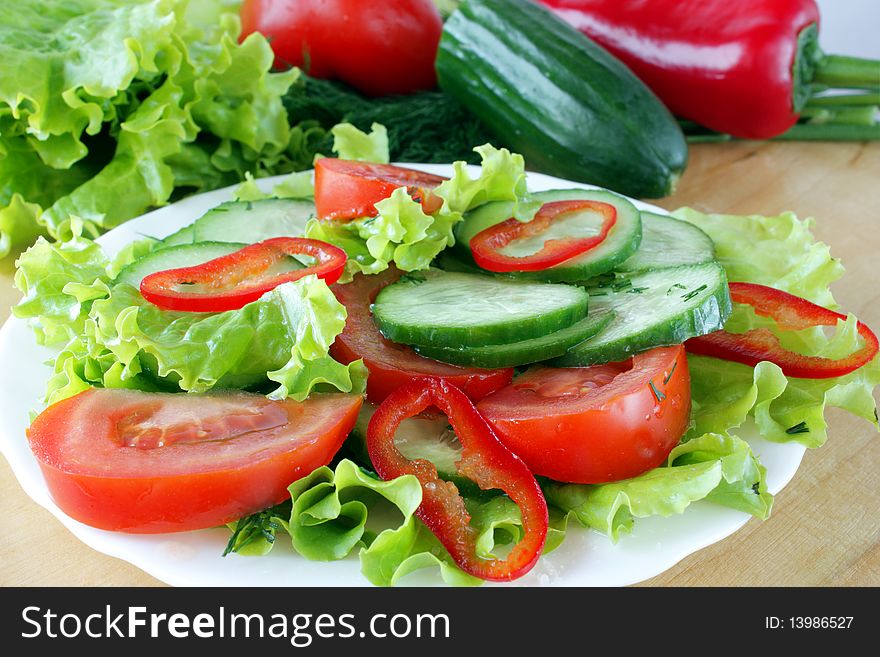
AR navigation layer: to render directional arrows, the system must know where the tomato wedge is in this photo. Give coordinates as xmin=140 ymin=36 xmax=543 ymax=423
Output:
xmin=140 ymin=237 xmax=347 ymax=312
xmin=27 ymin=389 xmax=362 ymax=533
xmin=686 ymin=282 xmax=880 ymax=379
xmin=470 ymin=199 xmax=617 ymax=272
xmin=331 ymin=269 xmax=513 ymax=403
xmin=314 ymin=158 xmax=447 ymax=221
xmin=367 ymin=378 xmax=548 ymax=581
xmin=477 ymin=345 xmax=690 ymax=484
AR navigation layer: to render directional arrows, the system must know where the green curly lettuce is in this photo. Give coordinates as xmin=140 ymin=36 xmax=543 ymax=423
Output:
xmin=285 ymin=460 xmax=479 ymax=586
xmin=331 ymin=122 xmax=389 ymax=163
xmin=225 ymin=458 xmax=572 ymax=586
xmin=544 ymin=432 xmax=771 ymax=541
xmin=80 ymin=276 xmax=365 ymax=402
xmin=675 ymin=208 xmax=880 ymax=447
xmin=13 ymin=226 xmax=114 ymax=345
xmin=673 ymin=208 xmax=843 ymax=307
xmin=0 ymin=0 xmax=298 ymax=257
xmin=305 ymin=144 xmax=532 ymax=280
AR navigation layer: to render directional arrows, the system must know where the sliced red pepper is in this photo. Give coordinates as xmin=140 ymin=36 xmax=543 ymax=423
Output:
xmin=140 ymin=237 xmax=347 ymax=313
xmin=686 ymin=282 xmax=879 ymax=379
xmin=367 ymin=378 xmax=548 ymax=581
xmin=470 ymin=200 xmax=617 ymax=272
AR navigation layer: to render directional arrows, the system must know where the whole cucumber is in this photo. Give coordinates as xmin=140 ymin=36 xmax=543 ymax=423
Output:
xmin=436 ymin=0 xmax=688 ymax=198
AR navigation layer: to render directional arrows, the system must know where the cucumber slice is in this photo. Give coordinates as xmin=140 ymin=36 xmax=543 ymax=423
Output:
xmin=618 ymin=212 xmax=716 ymax=272
xmin=349 ymin=404 xmax=462 ymax=480
xmin=433 ymin=250 xmax=485 ymax=275
xmin=160 ymin=225 xmax=195 ymax=247
xmin=453 ymin=189 xmax=642 ymax=282
xmin=194 ymin=198 xmax=315 ymax=242
xmin=115 ymin=242 xmax=248 ymax=288
xmin=553 ymin=262 xmax=732 ymax=366
xmin=161 ymin=198 xmax=315 ymax=247
xmin=372 ymin=270 xmax=590 ymax=349
xmin=413 ymin=310 xmax=614 ymax=368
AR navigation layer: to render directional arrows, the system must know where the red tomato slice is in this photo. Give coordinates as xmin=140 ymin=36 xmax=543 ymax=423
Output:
xmin=27 ymin=389 xmax=362 ymax=533
xmin=331 ymin=269 xmax=513 ymax=403
xmin=314 ymin=158 xmax=447 ymax=221
xmin=477 ymin=345 xmax=690 ymax=484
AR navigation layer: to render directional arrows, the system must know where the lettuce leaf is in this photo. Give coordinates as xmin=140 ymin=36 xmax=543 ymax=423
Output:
xmin=544 ymin=432 xmax=771 ymax=541
xmin=673 ymin=207 xmax=844 ymax=307
xmin=0 ymin=0 xmax=176 ymax=150
xmin=689 ymin=354 xmax=880 ymax=449
xmin=82 ymin=276 xmax=365 ymax=402
xmin=13 ymin=229 xmax=113 ymax=345
xmin=675 ymin=208 xmax=880 ymax=447
xmin=331 ymin=123 xmax=389 ymax=163
xmin=285 ymin=459 xmax=480 ymax=586
xmin=15 ymin=225 xmax=365 ymax=404
xmin=225 ymin=458 xmax=572 ymax=586
xmin=306 ymin=144 xmax=531 ymax=280
xmin=434 ymin=144 xmax=536 ymax=221
xmin=0 ymin=0 xmax=298 ymax=257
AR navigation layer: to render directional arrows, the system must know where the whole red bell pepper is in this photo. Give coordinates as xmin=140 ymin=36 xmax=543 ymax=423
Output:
xmin=540 ymin=0 xmax=880 ymax=139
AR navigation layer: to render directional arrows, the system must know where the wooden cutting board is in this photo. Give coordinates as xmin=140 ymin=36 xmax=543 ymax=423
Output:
xmin=1 ymin=141 xmax=878 ymax=586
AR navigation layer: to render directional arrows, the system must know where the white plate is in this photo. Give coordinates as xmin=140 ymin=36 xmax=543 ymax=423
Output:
xmin=0 ymin=166 xmax=806 ymax=587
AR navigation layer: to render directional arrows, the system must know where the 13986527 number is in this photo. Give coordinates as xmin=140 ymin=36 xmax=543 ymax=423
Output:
xmin=789 ymin=617 xmax=854 ymax=629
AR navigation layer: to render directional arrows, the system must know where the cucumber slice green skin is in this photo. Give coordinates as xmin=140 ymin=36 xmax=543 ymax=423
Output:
xmin=553 ymin=262 xmax=732 ymax=366
xmin=413 ymin=310 xmax=614 ymax=368
xmin=114 ymin=242 xmax=248 ymax=288
xmin=160 ymin=198 xmax=315 ymax=247
xmin=434 ymin=250 xmax=486 ymax=276
xmin=618 ymin=212 xmax=716 ymax=273
xmin=160 ymin=225 xmax=195 ymax=247
xmin=453 ymin=189 xmax=643 ymax=283
xmin=372 ymin=270 xmax=590 ymax=349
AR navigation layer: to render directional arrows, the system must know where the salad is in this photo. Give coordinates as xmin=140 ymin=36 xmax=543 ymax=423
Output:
xmin=12 ymin=126 xmax=880 ymax=586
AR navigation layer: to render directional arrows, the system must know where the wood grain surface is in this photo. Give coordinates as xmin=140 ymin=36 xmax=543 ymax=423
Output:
xmin=1 ymin=142 xmax=878 ymax=587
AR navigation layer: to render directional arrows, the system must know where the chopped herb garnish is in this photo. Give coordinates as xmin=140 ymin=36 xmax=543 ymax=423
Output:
xmin=627 ymin=286 xmax=649 ymax=294
xmin=666 ymin=283 xmax=687 ymax=296
xmin=223 ymin=506 xmax=287 ymax=556
xmin=401 ymin=273 xmax=427 ymax=285
xmin=245 ymin=201 xmax=253 ymax=211
xmin=649 ymin=380 xmax=666 ymax=402
xmin=610 ymin=278 xmax=632 ymax=291
xmin=785 ymin=421 xmax=810 ymax=435
xmin=681 ymin=284 xmax=708 ymax=302
xmin=751 ymin=482 xmax=761 ymax=495
xmin=663 ymin=361 xmax=678 ymax=384
xmin=589 ymin=291 xmax=609 ymax=297
xmin=590 ymin=273 xmax=617 ymax=287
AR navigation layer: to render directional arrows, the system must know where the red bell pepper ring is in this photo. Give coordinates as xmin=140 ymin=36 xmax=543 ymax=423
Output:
xmin=367 ymin=377 xmax=548 ymax=581
xmin=470 ymin=199 xmax=617 ymax=272
xmin=140 ymin=237 xmax=347 ymax=313
xmin=686 ymin=282 xmax=879 ymax=379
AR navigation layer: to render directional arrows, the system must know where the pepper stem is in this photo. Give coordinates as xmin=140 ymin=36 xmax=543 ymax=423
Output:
xmin=814 ymin=54 xmax=880 ymax=89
